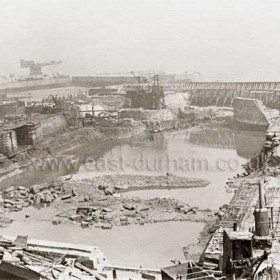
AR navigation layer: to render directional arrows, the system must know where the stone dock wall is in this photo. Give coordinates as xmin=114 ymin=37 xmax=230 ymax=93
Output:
xmin=233 ymin=97 xmax=270 ymax=130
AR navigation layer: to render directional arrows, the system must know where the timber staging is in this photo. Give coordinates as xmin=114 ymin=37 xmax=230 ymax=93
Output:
xmin=125 ymin=82 xmax=280 ymax=108
xmin=4 ymin=76 xmax=280 ymax=92
xmin=125 ymin=82 xmax=280 ymax=91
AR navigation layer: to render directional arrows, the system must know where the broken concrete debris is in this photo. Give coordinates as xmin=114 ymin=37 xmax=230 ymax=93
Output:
xmin=1 ymin=182 xmax=75 ymax=212
xmin=0 ymin=235 xmax=108 ymax=279
xmin=51 ymin=219 xmax=61 ymax=225
xmin=123 ymin=203 xmax=136 ymax=210
xmin=0 ymin=174 xmax=215 ymax=231
xmin=64 ymin=194 xmax=212 ymax=230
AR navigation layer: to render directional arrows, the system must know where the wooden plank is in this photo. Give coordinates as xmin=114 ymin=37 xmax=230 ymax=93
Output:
xmin=74 ymin=262 xmax=106 ymax=280
xmin=104 ymin=265 xmax=161 ymax=274
xmin=0 ymin=261 xmax=42 ymax=280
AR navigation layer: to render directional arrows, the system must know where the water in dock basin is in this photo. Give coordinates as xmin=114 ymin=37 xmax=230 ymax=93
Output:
xmin=77 ymin=128 xmax=265 ymax=209
xmin=3 ymin=126 xmax=265 ymax=210
xmin=0 ymin=213 xmax=204 ymax=269
xmin=1 ymin=126 xmax=265 ymax=270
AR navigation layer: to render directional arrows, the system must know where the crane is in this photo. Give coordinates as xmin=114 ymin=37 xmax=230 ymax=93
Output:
xmin=130 ymin=71 xmax=141 ymax=87
xmin=20 ymin=59 xmax=62 ymax=76
xmin=152 ymin=74 xmax=159 ymax=86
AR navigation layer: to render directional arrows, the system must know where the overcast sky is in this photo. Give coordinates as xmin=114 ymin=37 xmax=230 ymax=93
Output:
xmin=0 ymin=0 xmax=280 ymax=81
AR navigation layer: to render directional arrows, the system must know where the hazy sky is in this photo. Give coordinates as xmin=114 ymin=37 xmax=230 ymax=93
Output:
xmin=0 ymin=0 xmax=280 ymax=81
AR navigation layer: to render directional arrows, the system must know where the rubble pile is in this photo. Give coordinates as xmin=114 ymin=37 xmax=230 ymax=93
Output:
xmin=0 ymin=174 xmax=214 ymax=230
xmin=0 ymin=154 xmax=22 ymax=183
xmin=68 ymin=200 xmax=147 ymax=229
xmin=0 ymin=235 xmax=106 ymax=280
xmin=73 ymin=174 xmax=209 ymax=195
xmin=2 ymin=182 xmax=74 ymax=212
xmin=141 ymin=109 xmax=175 ymax=122
xmin=244 ymin=132 xmax=280 ymax=175
xmin=59 ymin=195 xmax=213 ymax=229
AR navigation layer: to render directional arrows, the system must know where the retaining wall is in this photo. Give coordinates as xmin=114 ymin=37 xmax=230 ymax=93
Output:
xmin=72 ymin=76 xmax=134 ymax=87
xmin=36 ymin=114 xmax=67 ymax=141
xmin=233 ymin=97 xmax=270 ymax=130
xmin=0 ymin=77 xmax=71 ymax=91
xmin=0 ymin=131 xmax=18 ymax=155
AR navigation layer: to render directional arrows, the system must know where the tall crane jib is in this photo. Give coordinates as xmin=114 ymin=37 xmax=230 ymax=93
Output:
xmin=20 ymin=59 xmax=62 ymax=76
xmin=126 ymin=72 xmax=166 ymax=110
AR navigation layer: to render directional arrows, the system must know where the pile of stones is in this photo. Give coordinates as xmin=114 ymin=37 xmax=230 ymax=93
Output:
xmin=2 ymin=182 xmax=73 ymax=212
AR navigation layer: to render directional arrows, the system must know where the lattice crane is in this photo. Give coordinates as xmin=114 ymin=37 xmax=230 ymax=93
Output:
xmin=20 ymin=59 xmax=62 ymax=76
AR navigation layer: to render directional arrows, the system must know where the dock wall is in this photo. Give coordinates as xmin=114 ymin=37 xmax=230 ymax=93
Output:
xmin=0 ymin=77 xmax=71 ymax=92
xmin=36 ymin=114 xmax=67 ymax=141
xmin=233 ymin=97 xmax=270 ymax=130
xmin=0 ymin=114 xmax=67 ymax=156
xmin=0 ymin=131 xmax=18 ymax=155
xmin=72 ymin=76 xmax=134 ymax=87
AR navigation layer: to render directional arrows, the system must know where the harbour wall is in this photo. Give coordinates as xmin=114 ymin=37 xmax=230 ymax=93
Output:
xmin=37 ymin=114 xmax=67 ymax=141
xmin=2 ymin=76 xmax=280 ymax=110
xmin=188 ymin=89 xmax=280 ymax=109
xmin=233 ymin=97 xmax=271 ymax=130
xmin=0 ymin=77 xmax=71 ymax=92
xmin=72 ymin=76 xmax=135 ymax=87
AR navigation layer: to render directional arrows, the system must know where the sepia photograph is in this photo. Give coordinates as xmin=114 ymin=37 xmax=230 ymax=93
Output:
xmin=0 ymin=0 xmax=279 ymax=279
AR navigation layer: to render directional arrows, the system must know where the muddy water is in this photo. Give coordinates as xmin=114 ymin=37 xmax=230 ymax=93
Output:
xmin=0 ymin=125 xmax=265 ymax=269
xmin=0 ymin=137 xmax=126 ymax=189
xmin=0 ymin=208 xmax=204 ymax=269
xmin=76 ymin=128 xmax=266 ymax=209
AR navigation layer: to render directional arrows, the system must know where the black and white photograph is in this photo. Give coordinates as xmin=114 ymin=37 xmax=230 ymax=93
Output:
xmin=0 ymin=1 xmax=279 ymax=279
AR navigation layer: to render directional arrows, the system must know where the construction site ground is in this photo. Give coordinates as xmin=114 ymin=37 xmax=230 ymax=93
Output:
xmin=0 ymin=105 xmax=260 ymax=273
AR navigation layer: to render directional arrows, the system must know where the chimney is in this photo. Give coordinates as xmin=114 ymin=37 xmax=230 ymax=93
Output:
xmin=254 ymin=182 xmax=270 ymax=237
xmin=259 ymin=182 xmax=263 ymax=209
